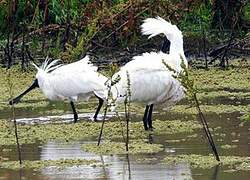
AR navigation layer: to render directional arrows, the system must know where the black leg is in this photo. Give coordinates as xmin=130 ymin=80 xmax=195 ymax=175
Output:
xmin=148 ymin=104 xmax=154 ymax=131
xmin=93 ymin=96 xmax=104 ymax=121
xmin=70 ymin=101 xmax=78 ymax=123
xmin=143 ymin=105 xmax=150 ymax=130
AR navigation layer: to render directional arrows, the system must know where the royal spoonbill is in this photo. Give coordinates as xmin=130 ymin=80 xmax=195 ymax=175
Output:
xmin=9 ymin=56 xmax=108 ymax=123
xmin=109 ymin=17 xmax=187 ymax=130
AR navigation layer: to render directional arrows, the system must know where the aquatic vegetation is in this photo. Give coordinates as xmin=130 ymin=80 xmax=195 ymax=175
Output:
xmin=171 ymin=104 xmax=250 ymax=114
xmin=153 ymin=119 xmax=201 ymax=134
xmin=191 ymin=65 xmax=250 ymax=91
xmin=241 ymin=113 xmax=250 ymax=121
xmin=162 ymin=154 xmax=250 ymax=170
xmin=0 ymin=118 xmax=201 ymax=146
xmin=0 ymin=159 xmax=100 ymax=170
xmin=82 ymin=141 xmax=163 ymax=155
xmin=221 ymin=144 xmax=238 ymax=149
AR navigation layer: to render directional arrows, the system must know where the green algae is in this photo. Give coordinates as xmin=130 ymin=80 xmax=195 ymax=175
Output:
xmin=197 ymin=91 xmax=250 ymax=103
xmin=221 ymin=144 xmax=238 ymax=149
xmin=153 ymin=119 xmax=201 ymax=134
xmin=162 ymin=154 xmax=250 ymax=171
xmin=171 ymin=104 xmax=250 ymax=114
xmin=0 ymin=158 xmax=100 ymax=170
xmin=0 ymin=118 xmax=202 ymax=146
xmin=82 ymin=141 xmax=163 ymax=155
xmin=0 ymin=120 xmax=101 ymax=145
xmin=241 ymin=113 xmax=250 ymax=121
xmin=191 ymin=61 xmax=250 ymax=91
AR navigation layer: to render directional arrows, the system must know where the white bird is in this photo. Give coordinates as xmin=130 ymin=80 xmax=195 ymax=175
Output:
xmin=9 ymin=55 xmax=108 ymax=123
xmin=110 ymin=17 xmax=188 ymax=130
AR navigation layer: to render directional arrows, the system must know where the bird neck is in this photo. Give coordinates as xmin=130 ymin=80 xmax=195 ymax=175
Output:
xmin=169 ymin=37 xmax=188 ymax=69
xmin=36 ymin=70 xmax=49 ymax=89
xmin=169 ymin=37 xmax=184 ymax=56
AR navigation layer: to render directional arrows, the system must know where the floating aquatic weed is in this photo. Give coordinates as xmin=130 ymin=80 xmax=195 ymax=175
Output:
xmin=0 ymin=159 xmax=100 ymax=170
xmin=82 ymin=141 xmax=163 ymax=155
xmin=0 ymin=118 xmax=203 ymax=146
xmin=241 ymin=113 xmax=250 ymax=121
xmin=221 ymin=144 xmax=238 ymax=149
xmin=162 ymin=154 xmax=250 ymax=170
xmin=153 ymin=119 xmax=201 ymax=134
xmin=172 ymin=104 xmax=250 ymax=114
xmin=165 ymin=139 xmax=181 ymax=143
xmin=0 ymin=120 xmax=101 ymax=145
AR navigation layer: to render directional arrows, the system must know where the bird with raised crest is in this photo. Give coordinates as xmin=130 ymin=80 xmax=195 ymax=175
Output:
xmin=9 ymin=55 xmax=108 ymax=123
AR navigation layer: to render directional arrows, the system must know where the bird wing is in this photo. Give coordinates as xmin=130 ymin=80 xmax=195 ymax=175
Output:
xmin=47 ymin=71 xmax=107 ymax=100
xmin=114 ymin=67 xmax=183 ymax=105
xmin=44 ymin=56 xmax=107 ymax=100
xmin=112 ymin=51 xmax=184 ymax=104
xmin=51 ymin=56 xmax=98 ymax=74
xmin=121 ymin=51 xmax=178 ymax=73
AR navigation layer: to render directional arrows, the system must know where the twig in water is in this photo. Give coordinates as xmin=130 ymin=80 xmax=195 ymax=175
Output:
xmin=7 ymin=70 xmax=22 ymax=165
xmin=124 ymin=71 xmax=131 ymax=151
xmin=97 ymin=63 xmax=120 ymax=146
xmin=193 ymin=93 xmax=220 ymax=161
xmin=162 ymin=57 xmax=220 ymax=161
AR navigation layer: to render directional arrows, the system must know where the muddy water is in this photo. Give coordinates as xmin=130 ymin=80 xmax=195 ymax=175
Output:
xmin=0 ymin=103 xmax=250 ymax=179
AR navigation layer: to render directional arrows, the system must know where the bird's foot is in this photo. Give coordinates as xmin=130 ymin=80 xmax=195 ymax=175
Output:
xmin=148 ymin=126 xmax=154 ymax=131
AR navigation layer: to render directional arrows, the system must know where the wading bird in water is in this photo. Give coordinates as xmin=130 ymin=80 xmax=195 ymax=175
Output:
xmin=109 ymin=17 xmax=220 ymax=161
xmin=9 ymin=56 xmax=107 ymax=123
xmin=110 ymin=17 xmax=187 ymax=130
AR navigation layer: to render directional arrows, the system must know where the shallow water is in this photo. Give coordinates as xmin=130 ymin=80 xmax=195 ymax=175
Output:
xmin=0 ymin=102 xmax=250 ymax=180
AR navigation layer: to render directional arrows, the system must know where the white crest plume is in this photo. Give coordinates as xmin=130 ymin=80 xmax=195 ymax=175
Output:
xmin=31 ymin=56 xmax=63 ymax=73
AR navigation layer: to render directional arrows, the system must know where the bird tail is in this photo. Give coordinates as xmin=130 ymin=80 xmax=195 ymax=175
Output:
xmin=141 ymin=16 xmax=182 ymax=40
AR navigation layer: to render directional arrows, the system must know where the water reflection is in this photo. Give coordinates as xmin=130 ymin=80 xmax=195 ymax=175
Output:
xmin=211 ymin=165 xmax=220 ymax=180
xmin=148 ymin=133 xmax=154 ymax=144
xmin=126 ymin=154 xmax=132 ymax=180
xmin=39 ymin=141 xmax=193 ymax=180
xmin=14 ymin=112 xmax=115 ymax=124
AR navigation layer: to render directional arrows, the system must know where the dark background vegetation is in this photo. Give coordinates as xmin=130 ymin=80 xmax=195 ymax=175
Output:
xmin=0 ymin=0 xmax=249 ymax=69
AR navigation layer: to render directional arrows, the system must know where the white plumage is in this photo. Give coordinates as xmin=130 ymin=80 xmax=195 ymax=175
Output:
xmin=112 ymin=53 xmax=185 ymax=105
xmin=10 ymin=55 xmax=108 ymax=122
xmin=33 ymin=56 xmax=107 ymax=102
xmin=111 ymin=17 xmax=188 ymax=130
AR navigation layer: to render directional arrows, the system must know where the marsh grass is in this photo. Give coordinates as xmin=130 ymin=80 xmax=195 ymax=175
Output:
xmin=162 ymin=154 xmax=250 ymax=170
